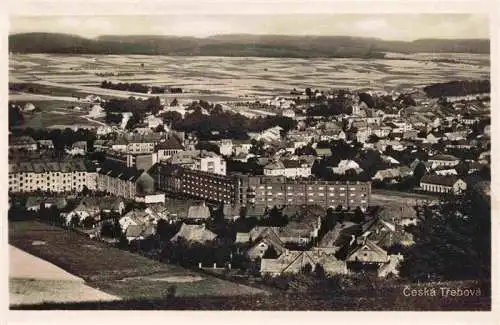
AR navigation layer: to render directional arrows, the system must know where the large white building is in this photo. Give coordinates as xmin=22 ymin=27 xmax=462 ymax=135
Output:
xmin=170 ymin=150 xmax=227 ymax=175
xmin=9 ymin=159 xmax=97 ymax=193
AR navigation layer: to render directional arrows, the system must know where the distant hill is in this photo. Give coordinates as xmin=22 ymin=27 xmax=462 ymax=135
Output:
xmin=9 ymin=33 xmax=490 ymax=57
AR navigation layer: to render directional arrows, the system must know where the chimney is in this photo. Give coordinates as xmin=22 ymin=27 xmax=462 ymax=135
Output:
xmin=213 ymin=263 xmax=217 ymax=269
xmin=198 ymin=262 xmax=202 ymax=269
xmin=349 ymin=235 xmax=356 ymax=246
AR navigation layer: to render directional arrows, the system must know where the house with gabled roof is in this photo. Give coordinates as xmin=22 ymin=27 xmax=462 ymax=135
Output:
xmin=318 ymin=221 xmax=361 ymax=254
xmin=9 ymin=135 xmax=38 ymax=151
xmin=119 ymin=209 xmax=152 ymax=230
xmin=345 ymin=238 xmax=390 ymax=270
xmin=25 ymin=196 xmax=67 ymax=211
xmin=170 ymin=223 xmax=217 ymax=244
xmin=66 ymin=196 xmax=125 ymax=222
xmin=361 ymin=217 xmax=398 ymax=248
xmin=185 ymin=201 xmax=211 ymax=221
xmin=260 ymin=250 xmax=347 ymax=276
xmin=124 ymin=223 xmax=156 ymax=243
xmin=247 ymin=229 xmax=285 ymax=261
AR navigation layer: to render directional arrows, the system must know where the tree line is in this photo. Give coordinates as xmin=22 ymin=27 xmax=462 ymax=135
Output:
xmin=423 ymin=80 xmax=490 ymax=98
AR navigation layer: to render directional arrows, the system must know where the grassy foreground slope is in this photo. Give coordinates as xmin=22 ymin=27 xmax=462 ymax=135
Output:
xmin=9 ymin=221 xmax=490 ymax=310
xmin=9 ymin=221 xmax=266 ymax=300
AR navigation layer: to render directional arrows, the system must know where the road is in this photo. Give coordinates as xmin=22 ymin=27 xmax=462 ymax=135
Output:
xmin=371 ymin=189 xmax=439 ymax=206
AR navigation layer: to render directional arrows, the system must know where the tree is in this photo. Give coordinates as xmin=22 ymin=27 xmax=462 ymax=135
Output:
xmin=367 ymin=134 xmax=380 ymax=144
xmin=249 ymin=139 xmax=265 ymax=156
xmin=399 ymin=189 xmax=490 ymax=281
xmin=69 ymin=214 xmax=80 ymax=228
xmin=352 ymin=207 xmax=365 ymax=223
xmin=100 ymin=221 xmax=115 ymax=238
xmin=302 ymin=263 xmax=313 ymax=274
xmin=9 ymin=104 xmax=24 ymax=128
xmin=314 ymin=263 xmax=326 ymax=278
xmin=82 ymin=216 xmax=95 ymax=229
xmin=170 ymin=98 xmax=179 ymax=107
xmin=305 ymin=87 xmax=312 ymax=99
xmin=413 ymin=162 xmax=427 ymax=183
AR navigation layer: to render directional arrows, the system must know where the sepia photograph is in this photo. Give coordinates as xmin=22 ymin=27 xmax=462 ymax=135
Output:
xmin=5 ymin=0 xmax=494 ymax=316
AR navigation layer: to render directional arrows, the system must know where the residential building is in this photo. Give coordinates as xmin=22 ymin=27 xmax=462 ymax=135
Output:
xmin=156 ymin=135 xmax=184 ymax=161
xmin=278 ymin=207 xmax=322 ymax=245
xmin=9 ymin=136 xmax=38 ymax=151
xmin=263 ymin=158 xmax=312 ymax=178
xmin=233 ymin=140 xmax=253 ymax=156
xmin=260 ymin=250 xmax=348 ymax=276
xmin=330 ymin=160 xmax=363 ymax=175
xmin=212 ymin=139 xmax=233 ymax=157
xmin=105 ymin=150 xmax=159 ymax=170
xmin=170 ymin=150 xmax=226 ymax=175
xmin=112 ymin=133 xmax=164 ymax=154
xmin=25 ymin=196 xmax=67 ymax=211
xmin=428 ymin=154 xmax=460 ymax=169
xmin=315 ymin=147 xmax=333 ymax=158
xmin=239 ymin=176 xmax=371 ymax=210
xmin=420 ymin=175 xmax=467 ymax=194
xmin=345 ymin=238 xmax=390 ymax=269
xmin=152 ymin=163 xmax=372 ymax=210
xmin=66 ymin=141 xmax=87 ymax=156
xmin=170 ymin=223 xmax=217 ymax=244
xmin=37 ymin=139 xmax=54 ymax=150
xmin=96 ymin=160 xmax=155 ymax=200
xmin=185 ymin=202 xmax=211 ymax=221
xmin=9 ymin=159 xmax=97 ymax=193
xmin=151 ymin=163 xmax=236 ymax=204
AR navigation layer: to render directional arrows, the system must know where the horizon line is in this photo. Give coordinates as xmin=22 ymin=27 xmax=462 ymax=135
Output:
xmin=8 ymin=32 xmax=491 ymax=42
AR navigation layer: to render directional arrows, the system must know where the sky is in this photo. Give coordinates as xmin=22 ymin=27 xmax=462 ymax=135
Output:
xmin=9 ymin=14 xmax=489 ymax=40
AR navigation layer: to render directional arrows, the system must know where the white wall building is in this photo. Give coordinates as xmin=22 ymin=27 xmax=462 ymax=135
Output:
xmin=9 ymin=160 xmax=97 ymax=193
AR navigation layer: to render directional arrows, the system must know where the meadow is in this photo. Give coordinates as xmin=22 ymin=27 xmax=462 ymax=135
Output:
xmin=9 ymin=221 xmax=266 ymax=302
xmin=10 ymin=53 xmax=490 ymax=102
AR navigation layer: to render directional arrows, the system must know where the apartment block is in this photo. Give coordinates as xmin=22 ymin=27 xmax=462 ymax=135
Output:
xmin=151 ymin=163 xmax=235 ymax=204
xmin=9 ymin=159 xmax=97 ymax=193
xmin=151 ymin=163 xmax=371 ymax=210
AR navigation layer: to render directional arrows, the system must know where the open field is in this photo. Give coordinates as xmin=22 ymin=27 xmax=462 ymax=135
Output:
xmin=9 ymin=221 xmax=267 ymax=302
xmin=10 ymin=245 xmax=121 ymax=306
xmin=10 ymin=53 xmax=490 ymax=103
xmin=10 ymin=100 xmax=103 ymax=129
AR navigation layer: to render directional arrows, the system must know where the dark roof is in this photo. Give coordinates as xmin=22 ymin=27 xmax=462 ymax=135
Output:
xmin=429 ymin=154 xmax=460 ymax=161
xmin=156 ymin=135 xmax=184 ymax=150
xmin=9 ymin=158 xmax=94 ymax=174
xmin=420 ymin=175 xmax=460 ymax=186
xmin=98 ymin=159 xmax=144 ymax=182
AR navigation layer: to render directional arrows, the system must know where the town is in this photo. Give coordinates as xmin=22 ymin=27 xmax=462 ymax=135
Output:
xmin=8 ymin=75 xmax=491 ymax=293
